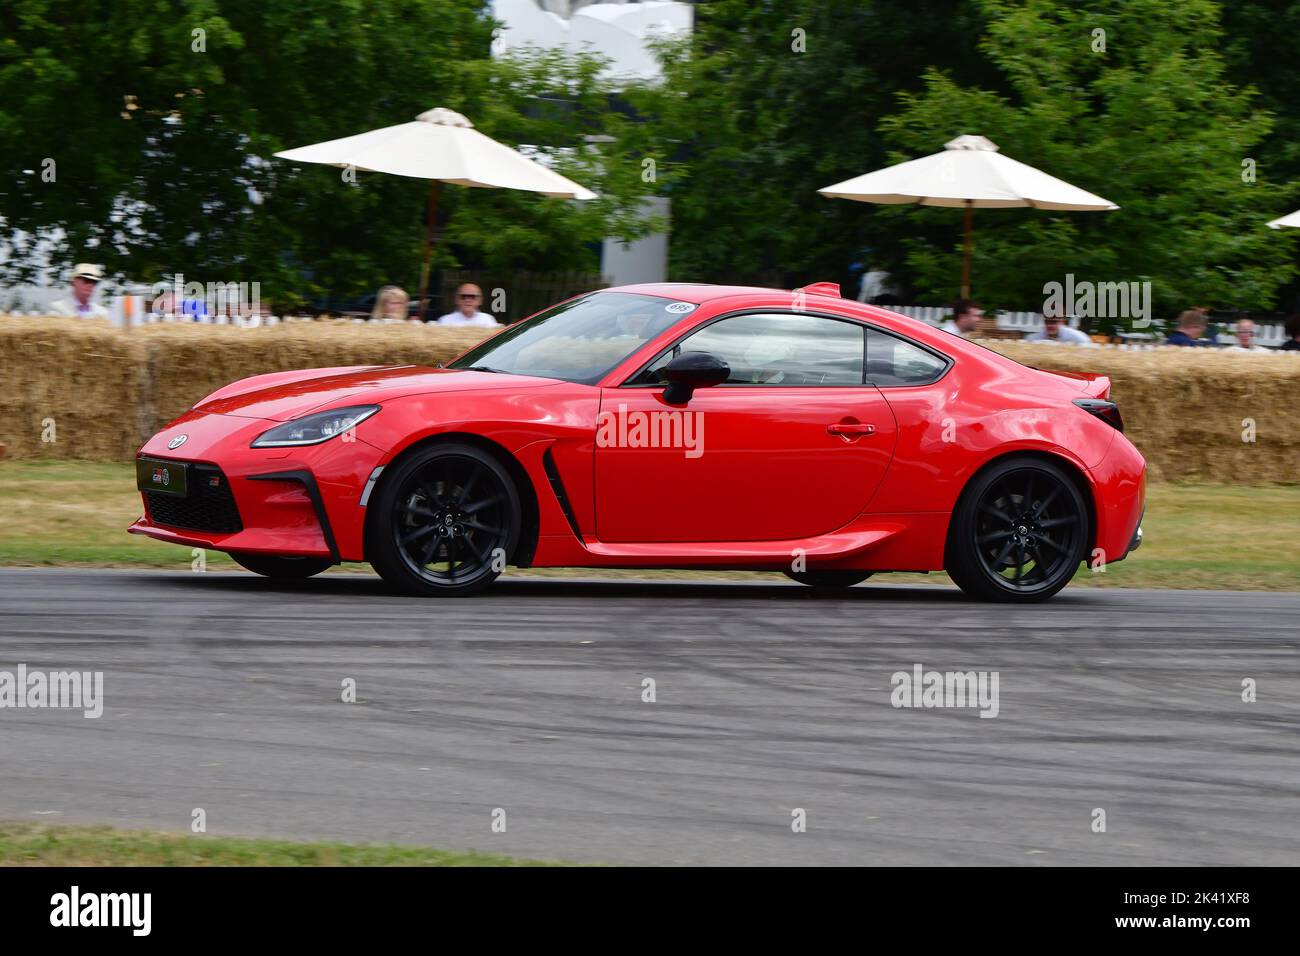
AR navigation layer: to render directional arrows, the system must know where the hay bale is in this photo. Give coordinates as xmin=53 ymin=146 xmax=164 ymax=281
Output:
xmin=977 ymin=342 xmax=1299 ymax=483
xmin=3 ymin=316 xmax=1296 ymax=484
xmin=0 ymin=316 xmax=146 ymax=460
xmin=134 ymin=320 xmax=491 ymax=434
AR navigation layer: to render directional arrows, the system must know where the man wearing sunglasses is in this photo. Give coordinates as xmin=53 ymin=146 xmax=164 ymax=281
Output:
xmin=436 ymin=283 xmax=499 ymax=328
xmin=50 ymin=263 xmax=111 ymax=319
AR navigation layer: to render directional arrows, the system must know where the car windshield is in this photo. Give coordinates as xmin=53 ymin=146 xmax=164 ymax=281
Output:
xmin=447 ymin=292 xmax=686 ymax=384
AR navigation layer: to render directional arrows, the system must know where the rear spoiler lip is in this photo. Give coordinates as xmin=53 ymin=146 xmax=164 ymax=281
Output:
xmin=1034 ymin=367 xmax=1111 ymax=400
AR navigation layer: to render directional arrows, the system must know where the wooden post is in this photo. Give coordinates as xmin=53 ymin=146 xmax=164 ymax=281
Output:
xmin=417 ymin=180 xmax=441 ymax=323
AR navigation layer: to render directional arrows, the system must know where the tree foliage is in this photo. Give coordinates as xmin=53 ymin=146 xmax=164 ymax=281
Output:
xmin=0 ymin=0 xmax=657 ymax=306
xmin=638 ymin=0 xmax=1002 ymax=289
xmin=2 ymin=0 xmax=1297 ymax=314
xmin=877 ymin=0 xmax=1296 ymax=313
xmin=646 ymin=0 xmax=1298 ymax=313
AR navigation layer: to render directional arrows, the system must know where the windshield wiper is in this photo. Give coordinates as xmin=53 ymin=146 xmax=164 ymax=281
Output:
xmin=462 ymin=365 xmax=505 ymax=374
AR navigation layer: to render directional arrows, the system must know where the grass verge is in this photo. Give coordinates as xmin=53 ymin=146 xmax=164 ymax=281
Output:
xmin=1 ymin=460 xmax=1297 ymax=590
xmin=0 ymin=822 xmax=557 ymax=867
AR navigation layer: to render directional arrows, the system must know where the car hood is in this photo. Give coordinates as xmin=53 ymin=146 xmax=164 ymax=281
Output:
xmin=194 ymin=365 xmax=564 ymax=421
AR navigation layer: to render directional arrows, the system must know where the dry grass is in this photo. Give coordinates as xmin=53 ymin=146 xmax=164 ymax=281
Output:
xmin=2 ymin=460 xmax=1297 ymax=590
xmin=3 ymin=316 xmax=1298 ymax=484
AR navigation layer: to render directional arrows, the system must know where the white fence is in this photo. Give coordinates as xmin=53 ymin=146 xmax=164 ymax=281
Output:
xmin=2 ymin=294 xmax=417 ymax=328
xmin=885 ymin=305 xmax=1079 ymax=332
xmin=8 ymin=293 xmax=1291 ymax=348
xmin=882 ymin=304 xmax=1288 ymax=347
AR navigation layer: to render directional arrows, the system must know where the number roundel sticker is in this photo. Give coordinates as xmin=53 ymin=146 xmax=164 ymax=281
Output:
xmin=665 ymin=302 xmax=696 ymax=314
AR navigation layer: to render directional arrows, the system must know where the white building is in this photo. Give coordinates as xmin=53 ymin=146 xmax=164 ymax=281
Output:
xmin=493 ymin=1 xmax=693 ymax=83
xmin=493 ymin=2 xmax=692 ymax=286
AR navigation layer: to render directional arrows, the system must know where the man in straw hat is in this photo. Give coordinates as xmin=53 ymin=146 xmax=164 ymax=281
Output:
xmin=50 ymin=263 xmax=110 ymax=319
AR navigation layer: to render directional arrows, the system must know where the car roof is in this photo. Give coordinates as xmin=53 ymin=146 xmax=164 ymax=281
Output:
xmin=607 ymin=282 xmax=785 ymax=303
xmin=603 ymin=282 xmax=946 ymax=340
xmin=564 ymin=282 xmax=1037 ymax=389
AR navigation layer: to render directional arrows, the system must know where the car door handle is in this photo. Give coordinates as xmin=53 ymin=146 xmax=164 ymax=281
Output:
xmin=827 ymin=422 xmax=876 ymax=437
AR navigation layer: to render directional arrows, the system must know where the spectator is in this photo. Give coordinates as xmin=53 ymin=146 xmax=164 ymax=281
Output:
xmin=436 ymin=283 xmax=499 ymax=328
xmin=941 ymin=299 xmax=983 ymax=337
xmin=148 ymin=287 xmax=208 ymax=321
xmin=150 ymin=290 xmax=177 ymax=317
xmin=1224 ymin=318 xmax=1265 ymax=351
xmin=370 ymin=285 xmax=411 ymax=322
xmin=1279 ymin=314 xmax=1300 ymax=351
xmin=1025 ymin=312 xmax=1092 ymax=345
xmin=49 ymin=263 xmax=110 ymax=319
xmin=1165 ymin=309 xmax=1212 ymax=347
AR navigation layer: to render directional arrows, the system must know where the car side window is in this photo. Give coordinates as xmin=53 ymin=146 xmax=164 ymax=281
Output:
xmin=864 ymin=327 xmax=948 ymax=387
xmin=639 ymin=313 xmax=865 ymax=386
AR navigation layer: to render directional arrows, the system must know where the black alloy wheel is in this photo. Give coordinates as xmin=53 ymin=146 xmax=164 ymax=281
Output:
xmin=946 ymin=456 xmax=1088 ymax=602
xmin=368 ymin=443 xmax=521 ymax=597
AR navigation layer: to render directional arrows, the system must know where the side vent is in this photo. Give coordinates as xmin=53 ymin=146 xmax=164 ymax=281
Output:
xmin=542 ymin=448 xmax=583 ymax=541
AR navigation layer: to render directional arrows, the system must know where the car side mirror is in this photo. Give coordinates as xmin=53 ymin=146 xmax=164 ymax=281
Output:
xmin=662 ymin=351 xmax=730 ymax=405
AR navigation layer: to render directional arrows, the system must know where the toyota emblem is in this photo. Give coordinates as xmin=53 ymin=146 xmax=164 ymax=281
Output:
xmin=167 ymin=435 xmax=188 ymax=450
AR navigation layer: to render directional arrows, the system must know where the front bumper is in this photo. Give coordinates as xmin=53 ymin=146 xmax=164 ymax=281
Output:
xmin=129 ymin=410 xmax=385 ymax=562
xmin=130 ymin=468 xmax=341 ymax=560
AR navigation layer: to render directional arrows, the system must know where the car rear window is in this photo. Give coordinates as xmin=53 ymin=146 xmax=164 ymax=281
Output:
xmin=865 ymin=327 xmax=949 ymax=386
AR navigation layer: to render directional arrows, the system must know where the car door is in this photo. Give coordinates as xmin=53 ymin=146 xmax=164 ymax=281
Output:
xmin=594 ymin=311 xmax=898 ymax=543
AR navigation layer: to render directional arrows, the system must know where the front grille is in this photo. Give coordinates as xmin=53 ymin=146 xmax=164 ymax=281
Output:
xmin=145 ymin=463 xmax=243 ymax=533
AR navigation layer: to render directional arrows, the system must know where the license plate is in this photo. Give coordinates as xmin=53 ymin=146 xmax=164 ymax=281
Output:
xmin=136 ymin=457 xmax=189 ymax=497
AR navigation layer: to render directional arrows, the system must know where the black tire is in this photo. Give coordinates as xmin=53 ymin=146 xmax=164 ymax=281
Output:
xmin=783 ymin=570 xmax=873 ymax=588
xmin=945 ymin=456 xmax=1089 ymax=602
xmin=230 ymin=552 xmax=333 ymax=579
xmin=366 ymin=442 xmax=521 ymax=597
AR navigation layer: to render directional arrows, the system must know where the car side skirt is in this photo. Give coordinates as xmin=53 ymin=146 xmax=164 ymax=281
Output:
xmin=528 ymin=512 xmax=950 ymax=571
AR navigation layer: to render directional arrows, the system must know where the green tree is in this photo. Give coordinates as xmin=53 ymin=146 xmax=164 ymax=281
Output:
xmin=1222 ymin=1 xmax=1300 ymax=182
xmin=871 ymin=0 xmax=1298 ymax=314
xmin=643 ymin=0 xmax=1297 ymax=315
xmin=1220 ymin=0 xmax=1300 ymax=311
xmin=0 ymin=0 xmax=658 ymax=307
xmin=639 ymin=0 xmax=1002 ymax=290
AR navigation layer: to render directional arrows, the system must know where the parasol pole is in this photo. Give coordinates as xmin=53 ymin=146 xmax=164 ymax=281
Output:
xmin=417 ymin=180 xmax=441 ymax=322
xmin=961 ymin=199 xmax=973 ymax=299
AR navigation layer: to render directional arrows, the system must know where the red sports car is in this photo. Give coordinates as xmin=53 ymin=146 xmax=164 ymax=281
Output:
xmin=130 ymin=283 xmax=1145 ymax=602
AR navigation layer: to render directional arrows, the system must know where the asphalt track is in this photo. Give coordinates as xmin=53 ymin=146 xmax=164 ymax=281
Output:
xmin=1 ymin=567 xmax=1297 ymax=866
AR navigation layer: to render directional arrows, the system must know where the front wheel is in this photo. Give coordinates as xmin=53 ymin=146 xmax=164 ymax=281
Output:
xmin=367 ymin=443 xmax=521 ymax=597
xmin=945 ymin=456 xmax=1089 ymax=602
xmin=783 ymin=570 xmax=873 ymax=588
xmin=230 ymin=552 xmax=333 ymax=579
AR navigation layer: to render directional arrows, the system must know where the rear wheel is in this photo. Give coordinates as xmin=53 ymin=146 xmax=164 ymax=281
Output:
xmin=783 ymin=570 xmax=873 ymax=588
xmin=367 ymin=443 xmax=520 ymax=597
xmin=230 ymin=552 xmax=333 ymax=579
xmin=946 ymin=456 xmax=1088 ymax=602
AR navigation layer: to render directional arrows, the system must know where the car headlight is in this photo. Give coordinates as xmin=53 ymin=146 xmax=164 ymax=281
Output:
xmin=251 ymin=405 xmax=380 ymax=448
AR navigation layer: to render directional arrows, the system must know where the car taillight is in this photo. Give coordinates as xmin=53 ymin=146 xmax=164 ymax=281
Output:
xmin=1073 ymin=398 xmax=1124 ymax=432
